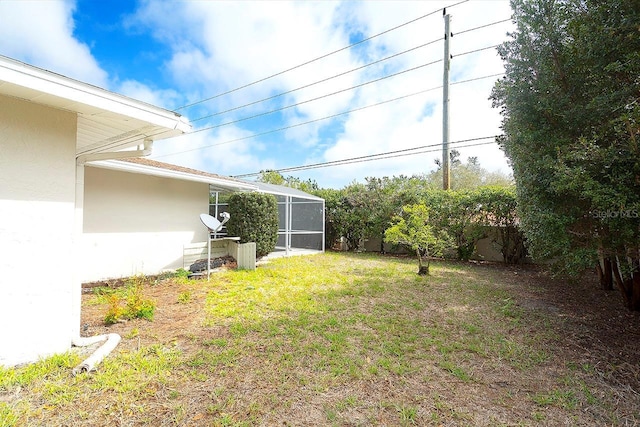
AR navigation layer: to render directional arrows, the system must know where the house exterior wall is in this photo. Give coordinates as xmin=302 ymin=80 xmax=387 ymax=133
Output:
xmin=81 ymin=166 xmax=209 ymax=282
xmin=0 ymin=95 xmax=77 ymax=366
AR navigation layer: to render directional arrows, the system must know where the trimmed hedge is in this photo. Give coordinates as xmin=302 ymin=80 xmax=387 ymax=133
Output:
xmin=226 ymin=192 xmax=279 ymax=257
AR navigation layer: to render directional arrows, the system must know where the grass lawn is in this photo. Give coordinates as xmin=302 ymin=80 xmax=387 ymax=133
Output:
xmin=1 ymin=252 xmax=638 ymax=426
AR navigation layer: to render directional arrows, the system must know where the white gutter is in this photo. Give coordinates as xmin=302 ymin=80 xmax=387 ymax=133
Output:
xmin=71 ymin=140 xmax=154 ymax=372
xmin=77 ymin=140 xmax=154 ymax=164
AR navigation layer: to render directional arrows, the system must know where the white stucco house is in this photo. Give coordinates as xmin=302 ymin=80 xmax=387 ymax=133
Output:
xmin=82 ymin=157 xmax=257 ymax=282
xmin=0 ymin=55 xmax=211 ymax=367
xmin=0 ymin=55 xmax=326 ymax=367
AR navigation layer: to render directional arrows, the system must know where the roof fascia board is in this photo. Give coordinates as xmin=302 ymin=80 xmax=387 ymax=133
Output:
xmin=256 ymin=188 xmax=323 ymax=201
xmin=253 ymin=182 xmax=323 ymax=200
xmin=88 ymin=160 xmax=258 ymax=192
xmin=0 ymin=56 xmax=191 ymax=133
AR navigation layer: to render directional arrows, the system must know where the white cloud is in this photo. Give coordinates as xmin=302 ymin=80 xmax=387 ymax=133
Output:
xmin=151 ymin=125 xmax=272 ymax=178
xmin=0 ymin=0 xmax=108 ymax=87
xmin=309 ymin=0 xmax=514 ymax=187
xmin=117 ymin=80 xmax=181 ymax=110
xmin=0 ymin=0 xmax=515 ymax=189
xmin=130 ymin=1 xmax=364 ymax=117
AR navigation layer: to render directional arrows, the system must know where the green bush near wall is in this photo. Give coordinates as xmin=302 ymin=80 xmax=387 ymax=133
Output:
xmin=226 ymin=192 xmax=279 ymax=257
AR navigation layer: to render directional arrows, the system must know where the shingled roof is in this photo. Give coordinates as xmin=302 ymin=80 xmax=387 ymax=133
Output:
xmin=87 ymin=157 xmax=258 ymax=192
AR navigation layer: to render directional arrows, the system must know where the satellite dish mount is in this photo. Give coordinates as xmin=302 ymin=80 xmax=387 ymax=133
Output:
xmin=199 ymin=213 xmax=231 ymax=279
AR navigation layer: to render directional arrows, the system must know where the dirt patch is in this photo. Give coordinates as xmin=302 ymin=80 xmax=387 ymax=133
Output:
xmin=509 ymin=265 xmax=640 ymax=394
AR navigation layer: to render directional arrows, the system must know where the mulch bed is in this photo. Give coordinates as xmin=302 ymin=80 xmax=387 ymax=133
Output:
xmin=81 ymin=256 xmax=238 ymax=292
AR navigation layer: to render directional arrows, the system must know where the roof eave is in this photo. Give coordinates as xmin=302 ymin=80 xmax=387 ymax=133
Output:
xmin=0 ymin=55 xmax=192 ymax=154
xmin=88 ymin=159 xmax=258 ymax=192
xmin=0 ymin=56 xmax=190 ymax=130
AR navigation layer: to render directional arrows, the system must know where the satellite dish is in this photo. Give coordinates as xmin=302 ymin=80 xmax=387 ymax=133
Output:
xmin=200 ymin=213 xmax=222 ymax=232
xmin=199 ymin=212 xmax=232 ymax=280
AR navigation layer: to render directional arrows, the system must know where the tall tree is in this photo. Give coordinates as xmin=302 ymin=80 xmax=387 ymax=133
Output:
xmin=257 ymin=170 xmax=286 ymax=186
xmin=429 ymin=154 xmax=514 ymax=190
xmin=491 ymin=0 xmax=640 ymax=309
xmin=257 ymin=170 xmax=319 ymax=193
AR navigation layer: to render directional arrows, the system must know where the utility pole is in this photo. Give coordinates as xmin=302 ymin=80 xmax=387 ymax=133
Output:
xmin=442 ymin=10 xmax=451 ymax=190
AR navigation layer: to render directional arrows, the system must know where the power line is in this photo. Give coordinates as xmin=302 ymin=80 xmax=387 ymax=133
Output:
xmin=453 ymin=44 xmax=501 ymax=58
xmin=192 ymin=37 xmax=443 ymax=123
xmin=266 ymin=139 xmax=497 ymax=174
xmin=101 ymin=71 xmax=503 ymax=159
xmin=190 ymin=19 xmax=511 ymax=125
xmin=451 ymin=72 xmax=504 ymax=85
xmin=273 ymin=138 xmax=497 ymax=173
xmin=454 ymin=17 xmax=512 ymax=36
xmin=154 ymin=72 xmax=503 ymax=159
xmin=154 ymin=85 xmax=444 ymax=159
xmin=175 ymin=0 xmax=470 ymax=111
xmin=232 ymin=137 xmax=498 ymax=177
xmin=190 ymin=17 xmax=510 ymax=123
xmin=282 ymin=141 xmax=497 ymax=172
xmin=88 ymin=8 xmax=507 ymax=160
xmin=190 ymin=59 xmax=443 ymax=131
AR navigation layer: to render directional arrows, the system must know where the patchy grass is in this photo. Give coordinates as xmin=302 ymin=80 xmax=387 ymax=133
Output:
xmin=1 ymin=252 xmax=639 ymax=426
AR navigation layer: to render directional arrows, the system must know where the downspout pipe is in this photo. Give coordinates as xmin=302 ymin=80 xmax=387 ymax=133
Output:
xmin=71 ymin=140 xmax=153 ymax=373
xmin=72 ymin=333 xmax=121 ymax=375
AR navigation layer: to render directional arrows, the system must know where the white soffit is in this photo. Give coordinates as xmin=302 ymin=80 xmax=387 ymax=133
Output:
xmin=0 ymin=55 xmax=191 ymax=155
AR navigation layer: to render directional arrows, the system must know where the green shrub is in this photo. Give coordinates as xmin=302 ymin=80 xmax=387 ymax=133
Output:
xmin=226 ymin=192 xmax=279 ymax=257
xmin=104 ymin=294 xmax=125 ymax=325
xmin=125 ymin=286 xmax=156 ymax=321
xmin=103 ymin=277 xmax=156 ymax=325
xmin=177 ymin=291 xmax=192 ymax=304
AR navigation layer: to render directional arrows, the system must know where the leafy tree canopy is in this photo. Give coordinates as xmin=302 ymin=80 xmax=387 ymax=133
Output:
xmin=385 ymin=204 xmax=449 ymax=275
xmin=428 ymin=150 xmax=514 ymax=190
xmin=257 ymin=170 xmax=319 ymax=194
xmin=491 ymin=0 xmax=640 ymax=309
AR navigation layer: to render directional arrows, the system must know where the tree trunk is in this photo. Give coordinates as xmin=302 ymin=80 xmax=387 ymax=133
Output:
xmin=596 ymin=255 xmax=613 ymax=290
xmin=499 ymin=226 xmax=526 ymax=264
xmin=630 ymin=257 xmax=640 ymax=311
xmin=611 ymin=256 xmax=640 ymax=311
xmin=631 ymin=269 xmax=640 ymax=311
xmin=416 ymin=248 xmax=429 ymax=275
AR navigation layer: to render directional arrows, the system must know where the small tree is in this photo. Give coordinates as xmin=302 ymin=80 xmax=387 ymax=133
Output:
xmin=385 ymin=204 xmax=448 ymax=275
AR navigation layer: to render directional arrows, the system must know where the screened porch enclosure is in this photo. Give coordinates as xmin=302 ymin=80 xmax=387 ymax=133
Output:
xmin=209 ymin=182 xmax=325 ymax=257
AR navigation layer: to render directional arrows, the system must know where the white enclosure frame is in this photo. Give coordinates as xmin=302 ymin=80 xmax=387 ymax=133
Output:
xmin=209 ymin=182 xmax=325 ymax=257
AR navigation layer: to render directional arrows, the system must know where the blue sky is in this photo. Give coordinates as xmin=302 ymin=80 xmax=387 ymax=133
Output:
xmin=0 ymin=0 xmax=514 ymax=188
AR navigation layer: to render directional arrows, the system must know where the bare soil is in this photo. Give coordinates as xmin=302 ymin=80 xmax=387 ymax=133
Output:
xmin=502 ymin=263 xmax=640 ymax=389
